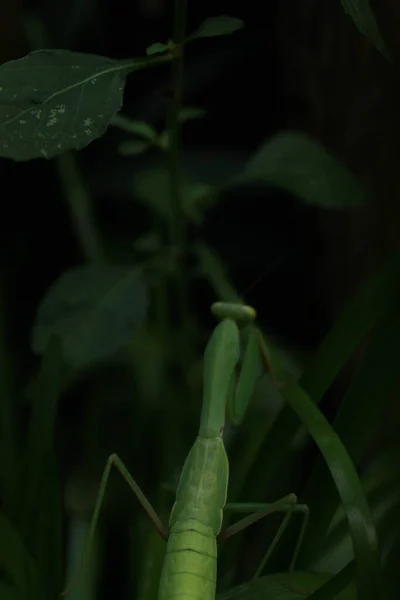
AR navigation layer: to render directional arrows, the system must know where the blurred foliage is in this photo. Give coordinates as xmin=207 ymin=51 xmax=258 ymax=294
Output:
xmin=0 ymin=1 xmax=399 ymax=600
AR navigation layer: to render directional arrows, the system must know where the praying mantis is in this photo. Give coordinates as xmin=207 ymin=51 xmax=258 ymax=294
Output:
xmin=66 ymin=302 xmax=309 ymax=599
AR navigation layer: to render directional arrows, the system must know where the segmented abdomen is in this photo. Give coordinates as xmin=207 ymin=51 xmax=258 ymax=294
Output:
xmin=158 ymin=519 xmax=217 ymax=600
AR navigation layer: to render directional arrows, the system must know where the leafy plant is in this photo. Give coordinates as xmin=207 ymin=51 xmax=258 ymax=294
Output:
xmin=0 ymin=2 xmax=398 ymax=600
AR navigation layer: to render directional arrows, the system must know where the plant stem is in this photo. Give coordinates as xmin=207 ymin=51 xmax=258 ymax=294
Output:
xmin=167 ymin=0 xmax=188 ymax=323
xmin=56 ymin=153 xmax=105 ymax=263
xmin=0 ymin=275 xmax=16 ymax=509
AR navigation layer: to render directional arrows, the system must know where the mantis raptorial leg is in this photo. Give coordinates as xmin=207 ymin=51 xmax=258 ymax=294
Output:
xmin=213 ymin=302 xmax=309 ymax=594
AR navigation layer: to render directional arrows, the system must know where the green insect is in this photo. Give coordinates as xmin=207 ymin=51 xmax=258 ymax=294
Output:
xmin=66 ymin=302 xmax=308 ymax=599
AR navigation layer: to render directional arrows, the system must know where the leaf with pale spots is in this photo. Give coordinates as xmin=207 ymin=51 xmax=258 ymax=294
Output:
xmin=0 ymin=49 xmax=164 ymax=161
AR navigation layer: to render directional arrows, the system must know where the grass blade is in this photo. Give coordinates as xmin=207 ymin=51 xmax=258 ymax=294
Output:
xmin=18 ymin=336 xmax=64 ymax=529
xmin=279 ymin=381 xmax=381 ymax=600
xmin=305 ymin=562 xmax=356 ymax=600
xmin=134 ymin=487 xmax=169 ymax=600
xmin=252 ymin=251 xmax=400 ymax=497
xmin=0 ymin=511 xmax=40 ymax=599
xmin=300 ymin=304 xmax=400 ymax=562
xmin=32 ymin=452 xmax=64 ymax=600
xmin=15 ymin=336 xmax=64 ymax=600
xmin=302 ymin=251 xmax=400 ymax=400
xmin=217 ymin=571 xmax=355 ymax=600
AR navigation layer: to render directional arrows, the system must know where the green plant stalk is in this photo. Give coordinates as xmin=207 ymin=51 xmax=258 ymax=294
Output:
xmin=56 ymin=153 xmax=106 ymax=263
xmin=0 ymin=278 xmax=16 ymax=509
xmin=167 ymin=0 xmax=188 ymax=323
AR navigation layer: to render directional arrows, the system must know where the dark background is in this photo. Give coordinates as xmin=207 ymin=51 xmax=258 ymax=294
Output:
xmin=1 ymin=1 xmax=400 ymax=599
xmin=1 ymin=0 xmax=331 ymax=363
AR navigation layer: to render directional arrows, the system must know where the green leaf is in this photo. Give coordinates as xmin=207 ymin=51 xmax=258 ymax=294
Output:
xmin=31 ymin=265 xmax=148 ymax=368
xmin=111 ymin=115 xmax=157 ymax=140
xmin=237 ymin=131 xmax=367 ymax=209
xmin=340 ymin=1 xmax=391 ymax=61
xmin=157 ymin=130 xmax=169 ymax=150
xmin=178 ymin=107 xmax=206 ymax=123
xmin=118 ymin=139 xmax=152 ymax=156
xmin=146 ymin=41 xmax=175 ymax=56
xmin=155 ymin=107 xmax=207 ymax=145
xmin=0 ymin=49 xmax=167 ymax=161
xmin=217 ymin=571 xmax=356 ymax=600
xmin=188 ymin=16 xmax=244 ymax=41
xmin=133 ymin=166 xmax=216 ymax=224
xmin=133 ymin=232 xmax=162 ymax=254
